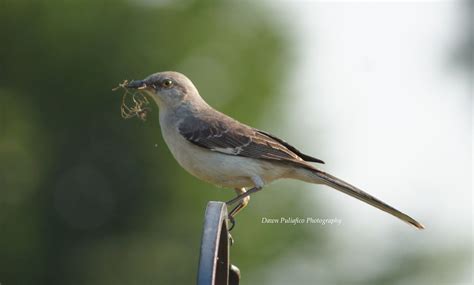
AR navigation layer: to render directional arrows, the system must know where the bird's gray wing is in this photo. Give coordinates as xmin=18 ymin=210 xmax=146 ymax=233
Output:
xmin=178 ymin=114 xmax=321 ymax=165
xmin=254 ymin=129 xmax=324 ymax=164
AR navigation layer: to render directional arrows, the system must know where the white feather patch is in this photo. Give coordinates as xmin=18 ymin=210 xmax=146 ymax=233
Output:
xmin=212 ymin=146 xmax=243 ymax=155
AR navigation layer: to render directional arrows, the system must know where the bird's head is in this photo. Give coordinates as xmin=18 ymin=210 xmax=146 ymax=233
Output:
xmin=125 ymin=71 xmax=199 ymax=109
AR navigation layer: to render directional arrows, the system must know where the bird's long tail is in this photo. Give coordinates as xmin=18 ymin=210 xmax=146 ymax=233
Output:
xmin=301 ymin=168 xmax=425 ymax=229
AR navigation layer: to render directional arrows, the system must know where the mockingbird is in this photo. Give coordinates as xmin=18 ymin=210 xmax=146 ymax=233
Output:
xmin=124 ymin=71 xmax=424 ymax=230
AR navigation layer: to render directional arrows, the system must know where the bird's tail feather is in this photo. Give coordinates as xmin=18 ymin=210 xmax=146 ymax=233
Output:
xmin=306 ymin=168 xmax=424 ymax=229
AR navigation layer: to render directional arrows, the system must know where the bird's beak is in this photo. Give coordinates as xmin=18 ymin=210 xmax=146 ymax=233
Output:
xmin=126 ymin=80 xmax=147 ymax=90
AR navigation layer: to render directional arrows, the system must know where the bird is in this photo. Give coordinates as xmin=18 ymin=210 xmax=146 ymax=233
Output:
xmin=123 ymin=71 xmax=424 ymax=230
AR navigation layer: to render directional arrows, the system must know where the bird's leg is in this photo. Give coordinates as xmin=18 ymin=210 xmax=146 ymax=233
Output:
xmin=226 ymin=185 xmax=262 ymax=206
xmin=227 ymin=188 xmax=250 ymax=231
xmin=226 ymin=177 xmax=264 ymax=231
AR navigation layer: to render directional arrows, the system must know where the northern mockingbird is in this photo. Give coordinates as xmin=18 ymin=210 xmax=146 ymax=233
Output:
xmin=124 ymin=71 xmax=424 ymax=230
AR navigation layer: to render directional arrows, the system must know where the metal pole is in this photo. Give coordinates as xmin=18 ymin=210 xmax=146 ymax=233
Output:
xmin=197 ymin=201 xmax=240 ymax=285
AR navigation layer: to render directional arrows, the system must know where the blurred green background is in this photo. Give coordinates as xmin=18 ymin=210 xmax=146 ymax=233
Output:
xmin=0 ymin=0 xmax=471 ymax=284
xmin=0 ymin=1 xmax=318 ymax=284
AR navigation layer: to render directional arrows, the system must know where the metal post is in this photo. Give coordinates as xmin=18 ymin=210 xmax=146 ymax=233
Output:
xmin=197 ymin=201 xmax=240 ymax=285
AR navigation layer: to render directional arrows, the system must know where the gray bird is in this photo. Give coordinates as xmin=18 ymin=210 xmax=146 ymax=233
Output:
xmin=125 ymin=71 xmax=424 ymax=230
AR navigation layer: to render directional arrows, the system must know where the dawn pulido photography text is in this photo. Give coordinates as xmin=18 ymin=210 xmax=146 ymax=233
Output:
xmin=0 ymin=0 xmax=471 ymax=285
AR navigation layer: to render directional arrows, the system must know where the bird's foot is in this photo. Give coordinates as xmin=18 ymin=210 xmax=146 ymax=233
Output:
xmin=227 ymin=214 xmax=236 ymax=232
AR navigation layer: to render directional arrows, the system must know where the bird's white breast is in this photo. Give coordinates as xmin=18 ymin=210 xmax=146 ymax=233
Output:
xmin=158 ymin=111 xmax=288 ymax=189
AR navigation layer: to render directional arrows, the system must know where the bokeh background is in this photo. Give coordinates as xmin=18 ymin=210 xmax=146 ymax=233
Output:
xmin=0 ymin=0 xmax=472 ymax=284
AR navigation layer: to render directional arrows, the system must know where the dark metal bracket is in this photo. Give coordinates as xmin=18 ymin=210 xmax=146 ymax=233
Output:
xmin=197 ymin=201 xmax=240 ymax=285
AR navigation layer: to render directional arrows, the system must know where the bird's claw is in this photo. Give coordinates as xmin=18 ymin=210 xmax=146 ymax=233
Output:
xmin=227 ymin=214 xmax=236 ymax=232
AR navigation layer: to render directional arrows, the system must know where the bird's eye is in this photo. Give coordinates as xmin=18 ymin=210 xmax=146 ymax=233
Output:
xmin=162 ymin=79 xmax=174 ymax=88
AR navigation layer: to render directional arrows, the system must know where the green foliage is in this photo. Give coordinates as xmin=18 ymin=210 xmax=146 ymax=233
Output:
xmin=0 ymin=1 xmax=317 ymax=284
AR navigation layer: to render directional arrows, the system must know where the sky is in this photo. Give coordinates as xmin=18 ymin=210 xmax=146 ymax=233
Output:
xmin=257 ymin=1 xmax=472 ymax=284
